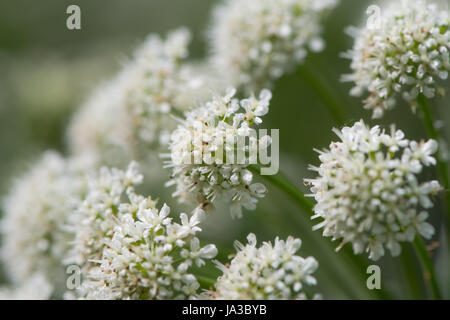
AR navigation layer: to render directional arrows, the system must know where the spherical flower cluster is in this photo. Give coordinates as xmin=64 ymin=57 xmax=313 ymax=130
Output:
xmin=68 ymin=162 xmax=218 ymax=299
xmin=164 ymin=88 xmax=272 ymax=218
xmin=67 ymin=28 xmax=222 ymax=166
xmin=82 ymin=203 xmax=217 ymax=300
xmin=205 ymin=233 xmax=319 ymax=300
xmin=210 ymin=0 xmax=339 ymax=91
xmin=67 ymin=69 xmax=135 ymax=166
xmin=0 ymin=152 xmax=92 ymax=296
xmin=305 ymin=120 xmax=442 ymax=260
xmin=124 ymin=28 xmax=220 ymax=151
xmin=342 ymin=0 xmax=450 ymax=118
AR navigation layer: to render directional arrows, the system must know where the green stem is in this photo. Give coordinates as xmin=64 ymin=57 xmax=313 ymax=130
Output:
xmin=251 ymin=165 xmax=314 ymax=213
xmin=248 ymin=165 xmax=382 ymax=299
xmin=417 ymin=94 xmax=450 ymax=237
xmin=399 ymin=245 xmax=425 ymax=299
xmin=297 ymin=63 xmax=348 ymax=126
xmin=412 ymin=236 xmax=442 ymax=300
xmin=197 ymin=275 xmax=216 ymax=289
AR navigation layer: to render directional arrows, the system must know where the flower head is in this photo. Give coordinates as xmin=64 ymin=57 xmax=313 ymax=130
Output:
xmin=68 ymin=28 xmax=222 ymax=165
xmin=1 ymin=152 xmax=93 ymax=296
xmin=66 ymin=161 xmax=144 ymax=267
xmin=67 ymin=69 xmax=135 ymax=166
xmin=124 ymin=28 xmax=220 ymax=152
xmin=69 ymin=163 xmax=217 ymax=299
xmin=205 ymin=233 xmax=319 ymax=300
xmin=210 ymin=0 xmax=339 ymax=91
xmin=305 ymin=120 xmax=441 ymax=260
xmin=342 ymin=0 xmax=450 ymax=118
xmin=164 ymin=88 xmax=272 ymax=218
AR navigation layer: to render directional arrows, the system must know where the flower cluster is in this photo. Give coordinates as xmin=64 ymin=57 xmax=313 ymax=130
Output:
xmin=3 ymin=0 xmax=449 ymax=301
xmin=210 ymin=0 xmax=339 ymax=91
xmin=124 ymin=28 xmax=211 ymax=150
xmin=68 ymin=162 xmax=217 ymax=299
xmin=0 ymin=152 xmax=92 ymax=296
xmin=305 ymin=120 xmax=441 ymax=260
xmin=67 ymin=69 xmax=135 ymax=166
xmin=205 ymin=233 xmax=319 ymax=300
xmin=81 ymin=204 xmax=217 ymax=300
xmin=342 ymin=0 xmax=450 ymax=118
xmin=66 ymin=161 xmax=144 ymax=267
xmin=164 ymin=88 xmax=272 ymax=218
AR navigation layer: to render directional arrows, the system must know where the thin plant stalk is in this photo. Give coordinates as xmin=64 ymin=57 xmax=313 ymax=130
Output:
xmin=297 ymin=62 xmax=348 ymax=126
xmin=412 ymin=236 xmax=442 ymax=300
xmin=399 ymin=246 xmax=426 ymax=299
xmin=197 ymin=275 xmax=217 ymax=289
xmin=416 ymin=94 xmax=450 ymax=238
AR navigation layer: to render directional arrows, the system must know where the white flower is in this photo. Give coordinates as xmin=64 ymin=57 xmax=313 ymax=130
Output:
xmin=164 ymin=88 xmax=272 ymax=218
xmin=210 ymin=0 xmax=339 ymax=91
xmin=203 ymin=233 xmax=319 ymax=300
xmin=0 ymin=152 xmax=93 ymax=297
xmin=305 ymin=120 xmax=442 ymax=260
xmin=70 ymin=163 xmax=217 ymax=300
xmin=342 ymin=0 xmax=450 ymax=118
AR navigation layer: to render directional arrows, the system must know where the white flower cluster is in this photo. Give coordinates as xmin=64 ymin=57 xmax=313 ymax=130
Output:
xmin=342 ymin=0 xmax=450 ymax=118
xmin=68 ymin=162 xmax=218 ymax=299
xmin=205 ymin=233 xmax=319 ymax=300
xmin=210 ymin=0 xmax=339 ymax=91
xmin=68 ymin=28 xmax=221 ymax=165
xmin=306 ymin=120 xmax=442 ymax=260
xmin=164 ymin=88 xmax=272 ymax=218
xmin=66 ymin=161 xmax=144 ymax=267
xmin=82 ymin=205 xmax=217 ymax=300
xmin=0 ymin=151 xmax=91 ymax=297
xmin=124 ymin=28 xmax=213 ymax=150
xmin=67 ymin=69 xmax=135 ymax=166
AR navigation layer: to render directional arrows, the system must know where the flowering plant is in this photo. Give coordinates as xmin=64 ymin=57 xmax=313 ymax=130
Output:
xmin=0 ymin=0 xmax=449 ymax=301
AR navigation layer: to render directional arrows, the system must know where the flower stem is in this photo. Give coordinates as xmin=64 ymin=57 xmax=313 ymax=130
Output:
xmin=296 ymin=63 xmax=348 ymax=126
xmin=250 ymin=165 xmax=314 ymax=212
xmin=248 ymin=165 xmax=386 ymax=299
xmin=412 ymin=236 xmax=442 ymax=300
xmin=399 ymin=246 xmax=426 ymax=299
xmin=416 ymin=94 xmax=450 ymax=238
xmin=197 ymin=275 xmax=216 ymax=289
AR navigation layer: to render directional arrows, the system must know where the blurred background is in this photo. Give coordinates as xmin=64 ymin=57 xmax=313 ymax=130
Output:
xmin=0 ymin=0 xmax=449 ymax=299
